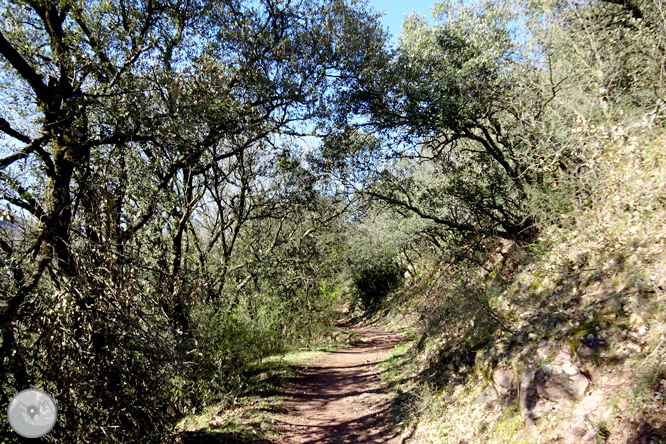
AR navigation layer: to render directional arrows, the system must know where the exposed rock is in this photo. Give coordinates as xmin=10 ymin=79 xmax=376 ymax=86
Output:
xmin=493 ymin=367 xmax=515 ymax=400
xmin=535 ymin=363 xmax=589 ymax=403
xmin=473 ymin=386 xmax=499 ymax=406
xmin=519 ymin=370 xmax=541 ymax=420
xmin=531 ymin=399 xmax=556 ymax=420
xmin=537 ymin=340 xmax=556 ymax=359
xmin=493 ymin=367 xmax=514 ymax=388
xmin=583 ymin=431 xmax=597 ymax=441
xmin=525 ymin=417 xmax=537 ymax=436
xmin=553 ymin=349 xmax=573 ymax=365
xmin=569 ymin=418 xmax=588 ymax=437
xmin=581 ymin=362 xmax=602 ymax=383
xmin=474 ymin=367 xmax=517 ymax=407
xmin=577 ymin=345 xmax=596 ymax=361
xmin=516 ymin=356 xmax=590 ymax=434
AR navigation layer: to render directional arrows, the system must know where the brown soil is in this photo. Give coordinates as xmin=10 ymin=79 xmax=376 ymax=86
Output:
xmin=270 ymin=326 xmax=405 ymax=444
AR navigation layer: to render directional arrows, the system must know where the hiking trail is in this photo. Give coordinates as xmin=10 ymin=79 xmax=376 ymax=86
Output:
xmin=270 ymin=326 xmax=405 ymax=444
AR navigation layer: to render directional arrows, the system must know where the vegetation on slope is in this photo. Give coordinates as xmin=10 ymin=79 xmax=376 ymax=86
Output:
xmin=339 ymin=0 xmax=666 ymax=441
xmin=374 ymin=132 xmax=666 ymax=443
xmin=1 ymin=0 xmax=665 ymax=442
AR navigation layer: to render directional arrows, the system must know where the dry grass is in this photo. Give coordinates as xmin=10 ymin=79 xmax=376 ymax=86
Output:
xmin=377 ymin=131 xmax=666 ymax=443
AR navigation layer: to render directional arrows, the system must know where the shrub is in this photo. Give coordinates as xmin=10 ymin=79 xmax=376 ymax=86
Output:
xmin=346 ymin=239 xmax=405 ymax=309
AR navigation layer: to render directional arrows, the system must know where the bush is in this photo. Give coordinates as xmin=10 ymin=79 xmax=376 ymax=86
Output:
xmin=346 ymin=236 xmax=405 ymax=309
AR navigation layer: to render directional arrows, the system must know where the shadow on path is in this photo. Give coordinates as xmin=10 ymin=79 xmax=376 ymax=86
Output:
xmin=275 ymin=327 xmax=405 ymax=444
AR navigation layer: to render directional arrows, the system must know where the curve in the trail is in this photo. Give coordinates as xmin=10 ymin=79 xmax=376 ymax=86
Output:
xmin=273 ymin=327 xmax=404 ymax=444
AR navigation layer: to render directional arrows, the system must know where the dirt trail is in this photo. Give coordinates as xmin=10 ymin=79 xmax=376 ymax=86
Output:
xmin=272 ymin=327 xmax=404 ymax=444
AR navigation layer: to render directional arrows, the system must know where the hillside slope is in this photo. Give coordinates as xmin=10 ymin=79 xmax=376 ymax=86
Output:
xmin=375 ymin=133 xmax=666 ymax=443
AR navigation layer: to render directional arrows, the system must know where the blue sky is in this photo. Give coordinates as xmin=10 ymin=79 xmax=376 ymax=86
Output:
xmin=367 ymin=0 xmax=437 ymax=45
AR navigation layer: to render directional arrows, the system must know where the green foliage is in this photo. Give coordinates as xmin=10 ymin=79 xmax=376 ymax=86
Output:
xmin=346 ymin=232 xmax=405 ymax=309
xmin=0 ymin=0 xmax=386 ymax=441
xmin=318 ymin=0 xmax=545 ymax=240
xmin=1 ymin=0 xmax=664 ymax=440
xmin=528 ymin=0 xmax=666 ymax=126
xmin=350 ymin=254 xmax=404 ymax=309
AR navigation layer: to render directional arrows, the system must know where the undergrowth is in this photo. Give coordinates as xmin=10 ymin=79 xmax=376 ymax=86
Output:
xmin=375 ymin=132 xmax=666 ymax=443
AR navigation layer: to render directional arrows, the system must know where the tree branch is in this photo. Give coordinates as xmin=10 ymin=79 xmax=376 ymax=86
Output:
xmin=0 ymin=31 xmax=50 ymax=103
xmin=0 ymin=133 xmax=54 ymax=176
xmin=0 ymin=117 xmax=31 ymax=144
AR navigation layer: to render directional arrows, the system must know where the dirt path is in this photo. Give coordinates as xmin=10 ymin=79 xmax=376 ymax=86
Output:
xmin=271 ymin=327 xmax=404 ymax=444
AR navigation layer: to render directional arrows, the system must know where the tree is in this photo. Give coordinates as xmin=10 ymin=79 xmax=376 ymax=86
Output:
xmin=320 ymin=0 xmax=554 ymax=241
xmin=527 ymin=0 xmax=666 ymax=126
xmin=0 ymin=0 xmax=389 ymax=441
